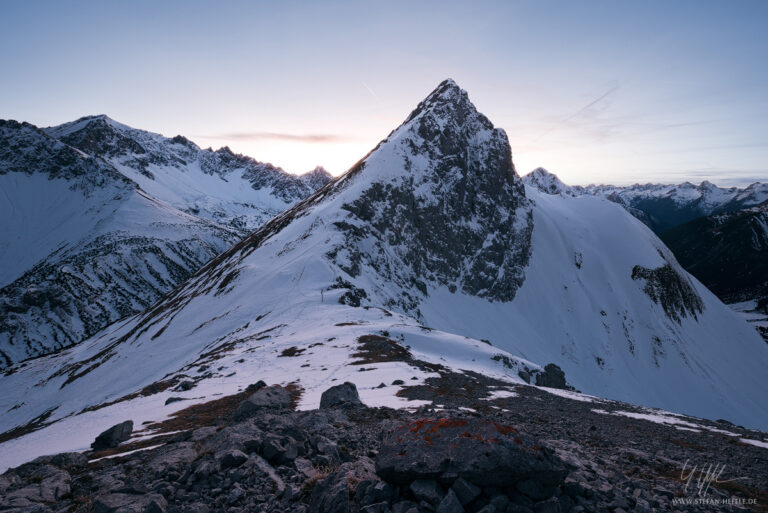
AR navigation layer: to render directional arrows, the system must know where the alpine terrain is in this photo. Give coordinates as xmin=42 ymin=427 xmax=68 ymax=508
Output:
xmin=524 ymin=167 xmax=768 ymax=341
xmin=1 ymin=80 xmax=766 ymax=488
xmin=0 ymin=118 xmax=330 ymax=368
xmin=524 ymin=167 xmax=768 ymax=233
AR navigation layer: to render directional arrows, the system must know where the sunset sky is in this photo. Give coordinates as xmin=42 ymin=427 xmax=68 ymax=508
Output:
xmin=1 ymin=0 xmax=767 ymax=185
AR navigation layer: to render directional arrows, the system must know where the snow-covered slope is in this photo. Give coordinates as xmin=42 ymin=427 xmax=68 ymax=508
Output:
xmin=45 ymin=115 xmax=332 ymax=232
xmin=1 ymin=80 xmax=766 ymax=471
xmin=1 ymin=117 xmax=331 ymax=368
xmin=0 ymin=120 xmax=243 ymax=367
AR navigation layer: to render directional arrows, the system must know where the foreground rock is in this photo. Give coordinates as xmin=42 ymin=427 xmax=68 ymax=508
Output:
xmin=91 ymin=420 xmax=134 ymax=450
xmin=320 ymin=382 xmax=364 ymax=409
xmin=376 ymin=418 xmax=566 ymax=488
xmin=1 ymin=383 xmax=765 ymax=512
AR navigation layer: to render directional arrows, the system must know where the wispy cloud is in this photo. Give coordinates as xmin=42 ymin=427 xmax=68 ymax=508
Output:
xmin=197 ymin=132 xmax=354 ymax=143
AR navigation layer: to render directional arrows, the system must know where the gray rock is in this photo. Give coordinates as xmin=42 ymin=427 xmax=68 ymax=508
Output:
xmin=30 ymin=452 xmax=87 ymax=469
xmin=516 ymin=479 xmax=548 ymax=500
xmin=5 ymin=465 xmax=70 ymax=503
xmin=409 ymin=479 xmax=444 ymax=505
xmin=251 ymin=454 xmax=285 ymax=495
xmin=360 ymin=503 xmax=390 ymax=513
xmin=309 ymin=470 xmax=349 ymax=513
xmin=392 ymin=501 xmax=419 ymax=513
xmin=534 ymin=364 xmax=569 ymax=390
xmin=217 ymin=449 xmax=247 ymax=469
xmin=533 ymin=497 xmax=560 ymax=513
xmin=436 ymin=489 xmax=464 ymax=513
xmin=320 ymin=382 xmax=364 ymax=409
xmin=451 ymin=478 xmax=480 ymax=505
xmin=233 ymin=385 xmax=291 ymax=419
xmin=262 ymin=434 xmax=299 ymax=463
xmin=91 ymin=420 xmax=134 ymax=450
xmin=295 ymin=458 xmax=319 ymax=480
xmin=93 ymin=492 xmax=167 ymax=513
xmin=376 ymin=418 xmax=566 ymax=488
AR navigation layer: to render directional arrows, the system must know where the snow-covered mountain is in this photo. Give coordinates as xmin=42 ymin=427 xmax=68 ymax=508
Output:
xmin=524 ymin=169 xmax=768 ymax=234
xmin=0 ymin=118 xmax=329 ymax=368
xmin=660 ymin=201 xmax=768 ymax=303
xmin=525 ymin=168 xmax=768 ymax=305
xmin=45 ymin=115 xmax=332 ymax=232
xmin=1 ymin=80 xmax=766 ymax=470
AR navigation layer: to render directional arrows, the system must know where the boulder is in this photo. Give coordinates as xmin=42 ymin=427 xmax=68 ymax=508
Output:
xmin=375 ymin=418 xmax=566 ymax=488
xmin=91 ymin=421 xmax=133 ymax=450
xmin=319 ymin=382 xmax=363 ymax=409
xmin=233 ymin=385 xmax=291 ymax=420
xmin=451 ymin=478 xmax=480 ymax=505
xmin=436 ymin=489 xmax=465 ymax=513
xmin=217 ymin=449 xmax=247 ymax=469
xmin=409 ymin=479 xmax=444 ymax=505
xmin=309 ymin=470 xmax=349 ymax=513
xmin=93 ymin=492 xmax=167 ymax=513
xmin=534 ymin=364 xmax=569 ymax=390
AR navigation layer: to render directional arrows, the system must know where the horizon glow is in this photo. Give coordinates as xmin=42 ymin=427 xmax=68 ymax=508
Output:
xmin=1 ymin=1 xmax=767 ymax=186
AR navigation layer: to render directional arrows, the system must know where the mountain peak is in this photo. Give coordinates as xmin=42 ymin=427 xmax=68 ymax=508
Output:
xmin=522 ymin=167 xmax=576 ymax=196
xmin=400 ymin=79 xmax=489 ymax=131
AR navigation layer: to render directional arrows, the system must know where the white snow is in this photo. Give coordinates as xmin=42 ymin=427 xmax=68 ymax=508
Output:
xmin=89 ymin=444 xmax=165 ymax=463
xmin=739 ymin=438 xmax=768 ymax=449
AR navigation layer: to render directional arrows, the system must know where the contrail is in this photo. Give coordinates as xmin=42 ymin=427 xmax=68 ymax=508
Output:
xmin=362 ymin=81 xmax=380 ymax=101
xmin=534 ymin=83 xmax=620 ymax=141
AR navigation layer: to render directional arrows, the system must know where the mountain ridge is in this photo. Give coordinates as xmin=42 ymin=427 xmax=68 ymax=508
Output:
xmin=1 ymin=79 xmax=765 ymax=475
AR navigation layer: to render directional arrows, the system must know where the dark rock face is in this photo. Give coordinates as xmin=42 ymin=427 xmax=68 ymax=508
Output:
xmin=375 ymin=418 xmax=567 ymax=488
xmin=631 ymin=263 xmax=704 ymax=323
xmin=660 ymin=202 xmax=768 ymax=303
xmin=0 ymin=119 xmax=132 ymax=188
xmin=534 ymin=364 xmax=571 ymax=390
xmin=329 ymin=80 xmax=533 ymax=314
xmin=234 ymin=385 xmax=292 ymax=420
xmin=91 ymin=420 xmax=133 ymax=450
xmin=0 ymin=233 xmax=236 ymax=369
xmin=309 ymin=470 xmax=349 ymax=513
xmin=319 ymin=382 xmax=364 ymax=409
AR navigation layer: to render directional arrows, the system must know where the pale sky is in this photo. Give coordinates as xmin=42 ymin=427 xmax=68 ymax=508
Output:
xmin=1 ymin=0 xmax=767 ymax=185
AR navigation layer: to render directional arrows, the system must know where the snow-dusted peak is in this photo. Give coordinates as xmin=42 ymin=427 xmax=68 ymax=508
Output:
xmin=299 ymin=166 xmax=333 ymax=189
xmin=397 ymin=79 xmax=497 ymax=147
xmin=0 ymin=118 xmax=132 ymax=191
xmin=279 ymin=79 xmax=533 ymax=310
xmin=523 ymin=167 xmax=576 ymax=196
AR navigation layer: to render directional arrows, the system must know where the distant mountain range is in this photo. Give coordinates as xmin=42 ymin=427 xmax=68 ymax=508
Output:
xmin=524 ymin=167 xmax=768 ymax=234
xmin=524 ymin=167 xmax=768 ymax=317
xmin=1 ymin=79 xmax=765 ymax=472
xmin=0 ymin=117 xmax=330 ymax=367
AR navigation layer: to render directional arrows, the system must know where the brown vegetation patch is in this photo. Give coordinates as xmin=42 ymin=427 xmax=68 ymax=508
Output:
xmin=351 ymin=334 xmax=411 ymax=365
xmin=0 ymin=407 xmax=57 ymax=444
xmin=78 ymin=375 xmax=186 ymax=415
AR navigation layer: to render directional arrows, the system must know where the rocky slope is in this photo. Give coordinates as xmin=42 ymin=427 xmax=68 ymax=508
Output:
xmin=659 ymin=201 xmax=768 ymax=304
xmin=0 ymin=118 xmax=329 ymax=368
xmin=1 ymin=381 xmax=765 ymax=513
xmin=1 ymin=79 xmax=766 ymax=477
